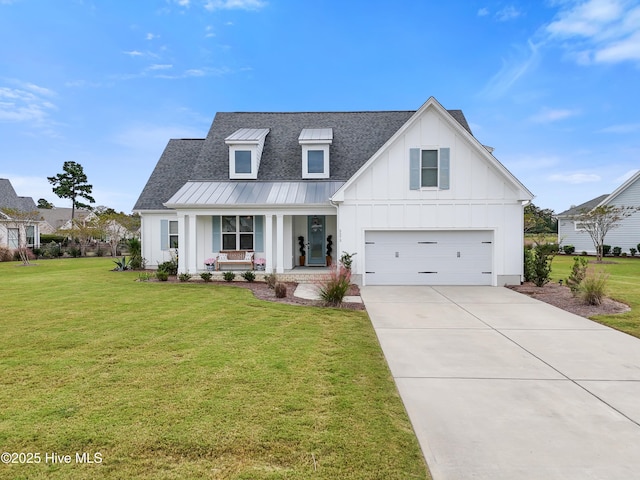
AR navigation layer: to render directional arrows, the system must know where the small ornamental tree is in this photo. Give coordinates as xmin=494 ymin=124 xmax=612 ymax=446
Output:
xmin=0 ymin=207 xmax=40 ymax=265
xmin=47 ymin=161 xmax=95 ymax=220
xmin=568 ymin=205 xmax=640 ymax=262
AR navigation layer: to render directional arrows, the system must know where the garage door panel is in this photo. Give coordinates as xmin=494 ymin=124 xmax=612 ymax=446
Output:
xmin=365 ymin=231 xmax=493 ymax=286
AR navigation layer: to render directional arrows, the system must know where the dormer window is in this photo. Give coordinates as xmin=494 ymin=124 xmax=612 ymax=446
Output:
xmin=225 ymin=128 xmax=269 ymax=179
xmin=299 ymin=128 xmax=332 ymax=179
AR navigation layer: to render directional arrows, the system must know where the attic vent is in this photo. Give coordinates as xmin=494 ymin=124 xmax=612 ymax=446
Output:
xmin=225 ymin=128 xmax=269 ymax=180
xmin=299 ymin=128 xmax=332 ymax=179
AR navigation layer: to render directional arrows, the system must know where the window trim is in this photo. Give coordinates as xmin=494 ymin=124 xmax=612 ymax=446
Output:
xmin=301 ymin=144 xmax=330 ymax=179
xmin=228 ymin=145 xmax=257 ymax=179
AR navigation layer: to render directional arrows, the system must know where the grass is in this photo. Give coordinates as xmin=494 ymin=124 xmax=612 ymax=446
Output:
xmin=549 ymin=255 xmax=640 ymax=338
xmin=0 ymin=258 xmax=428 ymax=479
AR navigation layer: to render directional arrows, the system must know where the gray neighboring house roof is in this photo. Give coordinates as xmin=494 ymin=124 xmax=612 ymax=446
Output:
xmin=38 ymin=208 xmax=92 ymax=232
xmin=134 ymin=109 xmax=473 ymax=211
xmin=0 ymin=178 xmax=37 ymax=214
xmin=557 ymin=194 xmax=610 ymax=217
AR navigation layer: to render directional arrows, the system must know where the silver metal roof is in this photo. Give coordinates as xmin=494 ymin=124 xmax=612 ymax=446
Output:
xmin=298 ymin=128 xmax=333 ymax=143
xmin=225 ymin=128 xmax=270 ymax=143
xmin=164 ymin=181 xmax=345 ymax=207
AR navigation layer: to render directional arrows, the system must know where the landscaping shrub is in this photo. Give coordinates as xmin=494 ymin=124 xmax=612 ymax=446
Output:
xmin=178 ymin=273 xmax=192 ymax=282
xmin=0 ymin=246 xmax=13 ymax=262
xmin=630 ymin=248 xmax=637 ymax=257
xmin=566 ymin=256 xmax=589 ymax=293
xmin=158 ymin=258 xmax=178 ymax=275
xmin=241 ymin=271 xmax=256 ymax=282
xmin=264 ymin=273 xmax=277 ymax=289
xmin=581 ymin=251 xmax=588 ymax=256
xmin=579 ymin=269 xmax=609 ymax=306
xmin=562 ymin=245 xmax=575 ymax=255
xmin=42 ymin=241 xmax=63 ymax=258
xmin=68 ymin=246 xmax=82 ymax=258
xmin=523 ymin=246 xmax=534 ymax=282
xmin=339 ymin=251 xmax=357 ymax=271
xmin=318 ymin=266 xmax=351 ymax=306
xmin=127 ymin=237 xmax=144 ymax=270
xmin=113 ymin=256 xmax=131 ymax=271
xmin=40 ymin=234 xmax=66 ymax=245
xmin=612 ymin=246 xmax=622 ymax=257
xmin=156 ymin=271 xmax=169 ymax=281
xmin=274 ymin=282 xmax=287 ymax=298
xmin=200 ymin=272 xmax=213 ymax=282
xmin=602 ymin=245 xmax=611 ymax=256
xmin=531 ymin=243 xmax=557 ymax=287
xmin=138 ymin=272 xmax=152 ymax=282
xmin=223 ymin=271 xmax=236 ymax=282
xmin=13 ymin=248 xmax=35 ymax=262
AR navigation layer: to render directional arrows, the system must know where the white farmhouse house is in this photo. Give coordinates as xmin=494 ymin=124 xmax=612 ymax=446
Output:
xmin=557 ymin=170 xmax=640 ymax=255
xmin=134 ymin=97 xmax=533 ymax=286
xmin=0 ymin=178 xmax=40 ymax=250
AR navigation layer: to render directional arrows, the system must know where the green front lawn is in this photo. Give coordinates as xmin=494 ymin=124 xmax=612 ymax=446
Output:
xmin=0 ymin=258 xmax=428 ymax=479
xmin=550 ymin=255 xmax=640 ymax=338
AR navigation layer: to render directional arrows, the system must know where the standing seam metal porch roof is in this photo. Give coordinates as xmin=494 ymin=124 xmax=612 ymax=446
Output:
xmin=165 ymin=181 xmax=345 ymax=207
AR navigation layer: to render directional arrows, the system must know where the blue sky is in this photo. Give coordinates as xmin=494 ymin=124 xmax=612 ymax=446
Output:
xmin=1 ymin=0 xmax=639 ymax=214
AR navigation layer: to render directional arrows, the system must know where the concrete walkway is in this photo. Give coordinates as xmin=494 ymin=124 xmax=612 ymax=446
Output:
xmin=361 ymin=286 xmax=640 ymax=480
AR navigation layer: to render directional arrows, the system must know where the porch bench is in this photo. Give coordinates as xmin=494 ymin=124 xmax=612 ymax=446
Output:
xmin=216 ymin=250 xmax=254 ymax=270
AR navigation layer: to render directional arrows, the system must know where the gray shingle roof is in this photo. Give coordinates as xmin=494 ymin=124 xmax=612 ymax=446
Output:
xmin=0 ymin=178 xmax=37 ymax=214
xmin=556 ymin=194 xmax=609 ymax=217
xmin=134 ymin=109 xmax=473 ymax=211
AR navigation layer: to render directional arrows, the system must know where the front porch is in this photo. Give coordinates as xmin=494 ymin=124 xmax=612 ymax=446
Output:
xmin=175 ymin=210 xmax=338 ymax=275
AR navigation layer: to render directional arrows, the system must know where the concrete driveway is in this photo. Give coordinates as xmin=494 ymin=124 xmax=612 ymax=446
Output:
xmin=361 ymin=286 xmax=640 ymax=480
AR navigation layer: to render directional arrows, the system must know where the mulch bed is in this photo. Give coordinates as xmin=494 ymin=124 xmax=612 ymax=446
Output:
xmin=144 ymin=275 xmax=365 ymax=310
xmin=508 ymin=281 xmax=630 ymax=318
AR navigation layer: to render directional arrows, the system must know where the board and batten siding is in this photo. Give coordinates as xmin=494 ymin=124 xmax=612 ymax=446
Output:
xmin=338 ymin=107 xmax=525 ymax=286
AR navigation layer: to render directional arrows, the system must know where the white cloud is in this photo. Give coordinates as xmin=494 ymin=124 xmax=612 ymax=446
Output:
xmin=146 ymin=33 xmax=159 ymax=40
xmin=204 ymin=0 xmax=267 ymax=11
xmin=599 ymin=122 xmax=640 ymax=133
xmin=480 ymin=40 xmax=540 ymax=98
xmin=0 ymin=84 xmax=57 ymax=124
xmin=205 ymin=25 xmax=216 ymax=38
xmin=549 ymin=172 xmax=601 ymax=183
xmin=123 ymin=50 xmax=144 ymax=56
xmin=148 ymin=64 xmax=173 ymax=70
xmin=496 ymin=5 xmax=522 ymax=21
xmin=477 ymin=7 xmax=489 ymax=16
xmin=544 ymin=0 xmax=640 ymax=64
xmin=530 ymin=107 xmax=580 ymax=123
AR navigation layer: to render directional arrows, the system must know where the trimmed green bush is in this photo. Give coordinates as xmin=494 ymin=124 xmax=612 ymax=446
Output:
xmin=602 ymin=245 xmax=611 ymax=256
xmin=562 ymin=245 xmax=575 ymax=255
xmin=200 ymin=272 xmax=213 ymax=282
xmin=156 ymin=271 xmax=169 ymax=281
xmin=178 ymin=273 xmax=192 ymax=282
xmin=241 ymin=271 xmax=256 ymax=282
xmin=158 ymin=258 xmax=178 ymax=275
xmin=612 ymin=246 xmax=622 ymax=257
xmin=223 ymin=271 xmax=235 ymax=282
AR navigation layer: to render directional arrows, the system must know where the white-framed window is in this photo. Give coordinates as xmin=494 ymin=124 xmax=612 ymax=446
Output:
xmin=574 ymin=221 xmax=591 ymax=231
xmin=222 ymin=215 xmax=254 ymax=250
xmin=421 ymin=149 xmax=438 ymax=187
xmin=169 ymin=220 xmax=178 ymax=248
xmin=301 ymin=144 xmax=330 ymax=178
xmin=8 ymin=228 xmax=18 ymax=249
xmin=225 ymin=128 xmax=269 ymax=180
xmin=26 ymin=225 xmax=35 ymax=247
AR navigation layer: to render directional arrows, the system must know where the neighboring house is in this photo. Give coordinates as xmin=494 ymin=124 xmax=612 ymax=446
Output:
xmin=134 ymin=97 xmax=533 ymax=286
xmin=0 ymin=178 xmax=40 ymax=249
xmin=38 ymin=208 xmax=92 ymax=234
xmin=557 ymin=170 xmax=640 ymax=254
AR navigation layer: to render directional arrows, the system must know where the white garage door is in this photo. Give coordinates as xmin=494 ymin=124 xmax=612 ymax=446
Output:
xmin=364 ymin=230 xmax=493 ymax=285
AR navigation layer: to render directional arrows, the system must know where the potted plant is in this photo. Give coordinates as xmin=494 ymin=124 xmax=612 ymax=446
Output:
xmin=298 ymin=236 xmax=306 ymax=266
xmin=255 ymin=257 xmax=266 ymax=271
xmin=326 ymin=234 xmax=333 ymax=266
xmin=204 ymin=258 xmax=216 ymax=271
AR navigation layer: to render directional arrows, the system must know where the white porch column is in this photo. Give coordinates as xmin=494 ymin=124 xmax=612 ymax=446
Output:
xmin=276 ymin=214 xmax=284 ymax=274
xmin=177 ymin=214 xmax=186 ymax=274
xmin=188 ymin=214 xmax=197 ymax=273
xmin=265 ymin=214 xmax=273 ymax=273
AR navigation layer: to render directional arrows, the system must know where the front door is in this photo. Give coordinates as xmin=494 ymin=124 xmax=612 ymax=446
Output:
xmin=307 ymin=215 xmax=325 ymax=266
